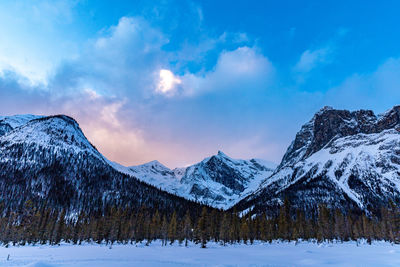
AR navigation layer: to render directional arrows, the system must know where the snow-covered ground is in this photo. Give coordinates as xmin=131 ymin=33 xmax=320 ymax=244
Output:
xmin=1 ymin=241 xmax=399 ymax=267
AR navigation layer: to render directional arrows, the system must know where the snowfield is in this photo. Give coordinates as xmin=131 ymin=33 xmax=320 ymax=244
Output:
xmin=0 ymin=241 xmax=399 ymax=267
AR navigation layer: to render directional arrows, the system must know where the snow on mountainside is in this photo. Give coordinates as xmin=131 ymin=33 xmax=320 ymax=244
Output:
xmin=235 ymin=106 xmax=400 ymax=215
xmin=109 ymin=159 xmax=186 ymax=196
xmin=120 ymin=151 xmax=276 ymax=209
xmin=0 ymin=114 xmax=204 ymax=213
xmin=0 ymin=114 xmax=276 ymax=210
xmin=0 ymin=114 xmax=44 ymax=136
xmin=1 ymin=115 xmax=103 ymax=160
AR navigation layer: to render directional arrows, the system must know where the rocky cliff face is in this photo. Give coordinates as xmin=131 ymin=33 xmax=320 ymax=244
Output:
xmin=180 ymin=151 xmax=276 ymax=208
xmin=235 ymin=106 xmax=400 ymax=215
xmin=280 ymin=106 xmax=400 ymax=169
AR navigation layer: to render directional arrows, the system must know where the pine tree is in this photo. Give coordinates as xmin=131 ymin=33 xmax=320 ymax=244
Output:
xmin=333 ymin=209 xmax=345 ymax=241
xmin=317 ymin=204 xmax=332 ymax=242
xmin=54 ymin=209 xmax=66 ymax=245
xmin=230 ymin=209 xmax=240 ymax=243
xmin=361 ymin=213 xmax=372 ymax=244
xmin=278 ymin=198 xmax=291 ymax=240
xmin=240 ymin=220 xmax=249 ymax=244
xmin=150 ymin=210 xmax=161 ymax=242
xmin=168 ymin=211 xmax=177 ymax=245
xmin=197 ymin=207 xmax=208 ymax=248
xmin=219 ymin=213 xmax=230 ymax=245
xmin=183 ymin=210 xmax=192 ymax=247
xmin=161 ymin=215 xmax=168 ymax=246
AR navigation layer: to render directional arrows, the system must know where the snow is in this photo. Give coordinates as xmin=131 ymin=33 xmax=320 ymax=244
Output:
xmin=251 ymin=158 xmax=278 ymax=171
xmin=0 ymin=115 xmax=43 ymax=129
xmin=0 ymin=116 xmax=103 ymax=162
xmin=112 ymin=152 xmax=276 ymax=210
xmin=1 ymin=241 xmax=399 ymax=267
xmin=252 ymin=127 xmax=400 ymax=211
xmin=1 ymin=114 xmax=278 ymax=211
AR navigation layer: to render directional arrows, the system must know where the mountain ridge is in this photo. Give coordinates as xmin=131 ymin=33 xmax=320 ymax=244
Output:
xmin=0 ymin=113 xmax=277 ymax=210
xmin=0 ymin=114 xmax=207 ymax=215
xmin=234 ymin=105 xmax=400 ymax=215
xmin=2 ymin=106 xmax=399 ymax=215
xmin=115 ymin=150 xmax=276 ymax=209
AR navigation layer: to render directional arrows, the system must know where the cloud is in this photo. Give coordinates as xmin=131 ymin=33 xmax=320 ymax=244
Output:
xmin=6 ymin=12 xmax=398 ymax=169
xmin=0 ymin=15 xmax=281 ymax=167
xmin=292 ymin=29 xmax=348 ymax=84
xmin=181 ymin=46 xmax=274 ymax=96
xmin=0 ymin=0 xmax=79 ymax=84
xmin=324 ymin=57 xmax=400 ymax=112
xmin=48 ymin=16 xmax=169 ymax=98
xmin=157 ymin=69 xmax=182 ymax=95
xmin=294 ymin=46 xmax=332 ymax=74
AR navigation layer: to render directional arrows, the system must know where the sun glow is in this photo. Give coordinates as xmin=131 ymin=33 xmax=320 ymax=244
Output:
xmin=157 ymin=69 xmax=181 ymax=94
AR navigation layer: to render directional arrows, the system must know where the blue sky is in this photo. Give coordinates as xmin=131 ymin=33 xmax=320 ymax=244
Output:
xmin=1 ymin=0 xmax=400 ymax=167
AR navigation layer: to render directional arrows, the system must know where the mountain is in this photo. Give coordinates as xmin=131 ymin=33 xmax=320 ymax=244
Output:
xmin=0 ymin=114 xmax=43 ymax=136
xmin=0 ymin=114 xmax=204 ymax=214
xmin=112 ymin=151 xmax=276 ymax=209
xmin=235 ymin=106 xmax=400 ymax=215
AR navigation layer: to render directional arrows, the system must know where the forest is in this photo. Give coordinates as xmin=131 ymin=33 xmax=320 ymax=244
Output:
xmin=0 ymin=199 xmax=399 ymax=248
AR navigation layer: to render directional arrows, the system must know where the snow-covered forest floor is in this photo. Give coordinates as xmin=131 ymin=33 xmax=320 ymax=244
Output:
xmin=0 ymin=240 xmax=399 ymax=267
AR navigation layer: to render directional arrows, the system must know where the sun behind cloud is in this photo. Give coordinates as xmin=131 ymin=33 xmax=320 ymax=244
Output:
xmin=157 ymin=69 xmax=181 ymax=94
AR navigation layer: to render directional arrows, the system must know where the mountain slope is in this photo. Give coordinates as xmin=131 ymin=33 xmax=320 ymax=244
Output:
xmin=0 ymin=115 xmax=205 ymax=214
xmin=115 ymin=151 xmax=276 ymax=209
xmin=0 ymin=114 xmax=43 ymax=136
xmin=235 ymin=106 xmax=400 ymax=215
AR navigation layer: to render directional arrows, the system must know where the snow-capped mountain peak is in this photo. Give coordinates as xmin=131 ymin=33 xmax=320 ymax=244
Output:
xmin=235 ymin=106 xmax=400 ymax=215
xmin=0 ymin=114 xmax=44 ymax=136
xmin=130 ymin=160 xmax=170 ymax=173
xmin=0 ymin=114 xmax=201 ymax=213
xmin=1 ymin=115 xmax=101 ymax=159
xmin=115 ymin=151 xmax=276 ymax=209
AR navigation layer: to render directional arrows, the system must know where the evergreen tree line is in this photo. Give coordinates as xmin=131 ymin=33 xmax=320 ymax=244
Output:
xmin=0 ymin=199 xmax=399 ymax=248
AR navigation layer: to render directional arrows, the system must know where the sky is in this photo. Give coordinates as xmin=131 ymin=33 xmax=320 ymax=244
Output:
xmin=1 ymin=0 xmax=400 ymax=168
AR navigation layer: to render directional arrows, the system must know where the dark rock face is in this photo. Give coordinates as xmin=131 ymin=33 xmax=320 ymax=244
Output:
xmin=235 ymin=106 xmax=400 ymax=216
xmin=200 ymin=154 xmax=247 ymax=193
xmin=377 ymin=105 xmax=400 ymax=130
xmin=176 ymin=151 xmax=276 ymax=208
xmin=281 ymin=106 xmax=400 ymax=168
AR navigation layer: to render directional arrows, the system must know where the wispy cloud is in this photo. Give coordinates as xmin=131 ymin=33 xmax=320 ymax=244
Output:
xmin=0 ymin=0 xmax=79 ymax=84
xmin=294 ymin=46 xmax=333 ymax=74
xmin=292 ymin=28 xmax=349 ymax=84
xmin=324 ymin=57 xmax=400 ymax=111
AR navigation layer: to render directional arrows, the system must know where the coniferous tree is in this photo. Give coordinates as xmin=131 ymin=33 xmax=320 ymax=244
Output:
xmin=150 ymin=211 xmax=161 ymax=242
xmin=168 ymin=211 xmax=177 ymax=244
xmin=219 ymin=212 xmax=230 ymax=245
xmin=183 ymin=210 xmax=192 ymax=247
xmin=54 ymin=209 xmax=66 ymax=245
xmin=161 ymin=215 xmax=168 ymax=246
xmin=278 ymin=198 xmax=291 ymax=240
xmin=240 ymin=219 xmax=249 ymax=244
xmin=197 ymin=207 xmax=209 ymax=248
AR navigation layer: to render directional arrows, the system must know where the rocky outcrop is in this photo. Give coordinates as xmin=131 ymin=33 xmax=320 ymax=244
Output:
xmin=236 ymin=106 xmax=400 ymax=215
